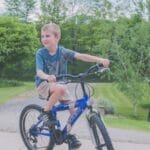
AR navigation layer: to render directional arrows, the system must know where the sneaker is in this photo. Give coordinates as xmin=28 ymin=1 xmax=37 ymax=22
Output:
xmin=38 ymin=109 xmax=57 ymax=127
xmin=68 ymin=134 xmax=82 ymax=149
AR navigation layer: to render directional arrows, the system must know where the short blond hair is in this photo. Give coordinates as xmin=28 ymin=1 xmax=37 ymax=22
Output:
xmin=41 ymin=23 xmax=61 ymax=39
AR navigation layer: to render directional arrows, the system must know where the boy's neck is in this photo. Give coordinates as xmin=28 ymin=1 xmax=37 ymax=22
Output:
xmin=47 ymin=45 xmax=58 ymax=53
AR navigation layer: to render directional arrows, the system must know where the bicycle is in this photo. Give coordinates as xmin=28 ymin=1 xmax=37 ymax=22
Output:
xmin=19 ymin=64 xmax=114 ymax=150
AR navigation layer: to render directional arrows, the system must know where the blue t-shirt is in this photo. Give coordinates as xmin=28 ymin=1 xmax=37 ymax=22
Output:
xmin=35 ymin=46 xmax=76 ymax=87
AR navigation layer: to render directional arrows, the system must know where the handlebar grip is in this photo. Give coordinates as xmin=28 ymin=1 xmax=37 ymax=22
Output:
xmin=98 ymin=63 xmax=104 ymax=67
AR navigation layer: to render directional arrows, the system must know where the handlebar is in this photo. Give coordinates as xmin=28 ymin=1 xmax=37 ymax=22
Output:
xmin=56 ymin=64 xmax=109 ymax=81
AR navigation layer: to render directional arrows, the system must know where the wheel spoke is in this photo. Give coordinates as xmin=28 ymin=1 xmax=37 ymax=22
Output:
xmin=20 ymin=105 xmax=53 ymax=150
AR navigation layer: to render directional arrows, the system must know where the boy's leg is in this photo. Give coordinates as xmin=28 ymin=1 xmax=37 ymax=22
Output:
xmin=38 ymin=82 xmax=75 ymax=114
xmin=59 ymin=86 xmax=82 ymax=149
xmin=59 ymin=85 xmax=76 ymax=114
xmin=44 ymin=83 xmax=66 ymax=111
xmin=38 ymin=82 xmax=81 ymax=148
xmin=38 ymin=82 xmax=66 ymax=126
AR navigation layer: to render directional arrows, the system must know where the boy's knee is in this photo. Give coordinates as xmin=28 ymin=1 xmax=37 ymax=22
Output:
xmin=57 ymin=84 xmax=66 ymax=94
xmin=52 ymin=84 xmax=66 ymax=95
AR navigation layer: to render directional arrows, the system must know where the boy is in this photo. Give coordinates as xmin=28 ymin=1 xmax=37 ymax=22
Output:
xmin=35 ymin=23 xmax=110 ymax=148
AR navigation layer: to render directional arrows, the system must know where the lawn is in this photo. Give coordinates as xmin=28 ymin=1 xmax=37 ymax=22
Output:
xmin=104 ymin=115 xmax=150 ymax=132
xmin=0 ymin=81 xmax=149 ymax=131
xmin=94 ymin=83 xmax=148 ymax=120
xmin=0 ymin=82 xmax=35 ymax=104
xmin=93 ymin=83 xmax=150 ymax=131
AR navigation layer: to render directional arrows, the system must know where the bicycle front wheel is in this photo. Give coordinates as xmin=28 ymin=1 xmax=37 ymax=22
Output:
xmin=19 ymin=104 xmax=54 ymax=150
xmin=87 ymin=113 xmax=114 ymax=150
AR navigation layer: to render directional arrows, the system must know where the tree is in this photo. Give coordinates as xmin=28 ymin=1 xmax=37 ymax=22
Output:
xmin=110 ymin=15 xmax=150 ymax=118
xmin=146 ymin=0 xmax=150 ymax=21
xmin=20 ymin=0 xmax=37 ymax=22
xmin=140 ymin=81 xmax=150 ymax=121
xmin=5 ymin=0 xmax=37 ymax=22
xmin=88 ymin=0 xmax=113 ymax=19
xmin=39 ymin=0 xmax=67 ymax=24
xmin=131 ymin=0 xmax=150 ymax=21
xmin=0 ymin=16 xmax=39 ymax=79
xmin=113 ymin=0 xmax=150 ymax=21
xmin=5 ymin=0 xmax=21 ymax=16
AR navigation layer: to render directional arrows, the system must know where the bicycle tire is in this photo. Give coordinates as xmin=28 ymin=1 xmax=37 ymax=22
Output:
xmin=87 ymin=113 xmax=114 ymax=150
xmin=19 ymin=104 xmax=55 ymax=150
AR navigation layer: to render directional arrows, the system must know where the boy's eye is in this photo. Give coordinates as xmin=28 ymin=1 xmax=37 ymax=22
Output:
xmin=41 ymin=35 xmax=51 ymax=38
xmin=46 ymin=35 xmax=50 ymax=38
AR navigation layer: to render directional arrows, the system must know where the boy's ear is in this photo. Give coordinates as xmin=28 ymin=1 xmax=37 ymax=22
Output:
xmin=56 ymin=34 xmax=61 ymax=40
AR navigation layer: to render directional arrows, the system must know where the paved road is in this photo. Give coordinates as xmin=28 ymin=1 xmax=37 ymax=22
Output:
xmin=0 ymin=85 xmax=150 ymax=150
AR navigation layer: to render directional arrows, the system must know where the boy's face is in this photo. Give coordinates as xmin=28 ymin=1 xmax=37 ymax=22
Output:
xmin=41 ymin=30 xmax=59 ymax=50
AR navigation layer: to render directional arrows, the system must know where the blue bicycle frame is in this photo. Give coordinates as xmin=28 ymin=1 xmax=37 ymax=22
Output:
xmin=30 ymin=64 xmax=103 ymax=140
xmin=55 ymin=95 xmax=89 ymax=137
xmin=30 ymin=95 xmax=90 ymax=139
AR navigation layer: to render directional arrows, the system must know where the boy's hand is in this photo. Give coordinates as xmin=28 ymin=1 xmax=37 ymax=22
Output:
xmin=99 ymin=58 xmax=110 ymax=67
xmin=46 ymin=75 xmax=56 ymax=82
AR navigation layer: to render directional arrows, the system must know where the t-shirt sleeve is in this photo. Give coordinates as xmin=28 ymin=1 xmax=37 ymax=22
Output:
xmin=63 ymin=48 xmax=76 ymax=62
xmin=36 ymin=51 xmax=44 ymax=71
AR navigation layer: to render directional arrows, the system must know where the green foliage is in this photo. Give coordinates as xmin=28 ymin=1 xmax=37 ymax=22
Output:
xmin=108 ymin=15 xmax=150 ymax=117
xmin=0 ymin=79 xmax=24 ymax=87
xmin=0 ymin=82 xmax=34 ymax=104
xmin=111 ymin=15 xmax=150 ymax=79
xmin=5 ymin=0 xmax=37 ymax=22
xmin=39 ymin=0 xmax=67 ymax=24
xmin=140 ymin=83 xmax=150 ymax=109
xmin=97 ymin=97 xmax=116 ymax=114
xmin=104 ymin=116 xmax=150 ymax=131
xmin=89 ymin=0 xmax=113 ymax=19
xmin=94 ymin=83 xmax=148 ymax=120
xmin=60 ymin=17 xmax=114 ymax=76
xmin=117 ymin=79 xmax=144 ymax=118
xmin=0 ymin=16 xmax=39 ymax=80
xmin=1 ymin=11 xmax=149 ymax=118
xmin=60 ymin=16 xmax=150 ymax=114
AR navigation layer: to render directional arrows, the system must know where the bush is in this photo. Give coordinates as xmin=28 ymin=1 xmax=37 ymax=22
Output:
xmin=97 ymin=98 xmax=116 ymax=114
xmin=0 ymin=16 xmax=39 ymax=80
xmin=0 ymin=79 xmax=24 ymax=87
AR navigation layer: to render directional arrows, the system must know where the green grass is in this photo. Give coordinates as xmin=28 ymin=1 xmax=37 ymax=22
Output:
xmin=104 ymin=115 xmax=150 ymax=132
xmin=0 ymin=81 xmax=149 ymax=131
xmin=94 ymin=83 xmax=147 ymax=120
xmin=93 ymin=83 xmax=150 ymax=132
xmin=0 ymin=82 xmax=35 ymax=104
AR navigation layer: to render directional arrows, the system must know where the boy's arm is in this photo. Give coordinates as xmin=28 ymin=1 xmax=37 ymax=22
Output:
xmin=75 ymin=53 xmax=110 ymax=67
xmin=37 ymin=70 xmax=56 ymax=82
xmin=36 ymin=51 xmax=56 ymax=82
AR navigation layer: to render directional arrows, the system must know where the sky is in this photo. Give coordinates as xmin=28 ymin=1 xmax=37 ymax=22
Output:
xmin=0 ymin=0 xmax=148 ymax=20
xmin=0 ymin=0 xmax=6 ymax=14
xmin=0 ymin=0 xmax=131 ymax=14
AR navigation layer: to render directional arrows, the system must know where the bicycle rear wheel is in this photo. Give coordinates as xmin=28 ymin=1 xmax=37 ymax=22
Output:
xmin=19 ymin=104 xmax=54 ymax=150
xmin=87 ymin=113 xmax=114 ymax=150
